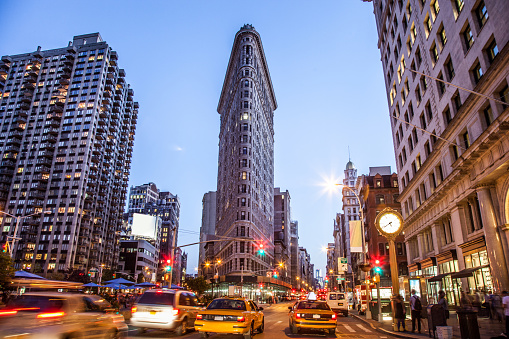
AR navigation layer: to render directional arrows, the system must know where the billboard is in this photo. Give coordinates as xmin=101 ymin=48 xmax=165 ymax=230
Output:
xmin=349 ymin=220 xmax=362 ymax=253
xmin=132 ymin=213 xmax=160 ymax=239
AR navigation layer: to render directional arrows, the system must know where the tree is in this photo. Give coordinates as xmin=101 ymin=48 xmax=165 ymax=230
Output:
xmin=0 ymin=252 xmax=15 ymax=292
xmin=184 ymin=276 xmax=210 ymax=296
xmin=137 ymin=273 xmax=144 ymax=283
xmin=101 ymin=269 xmax=114 ymax=282
xmin=65 ymin=269 xmax=90 ymax=284
xmin=47 ymin=272 xmax=65 ymax=281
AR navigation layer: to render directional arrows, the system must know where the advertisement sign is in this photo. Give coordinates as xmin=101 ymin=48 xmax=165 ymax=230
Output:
xmin=349 ymin=220 xmax=362 ymax=253
xmin=370 ymin=288 xmax=392 ymax=299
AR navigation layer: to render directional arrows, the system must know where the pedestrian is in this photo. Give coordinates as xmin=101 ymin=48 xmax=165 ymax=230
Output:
xmin=493 ymin=293 xmax=504 ymax=322
xmin=438 ymin=290 xmax=449 ymax=325
xmin=394 ymin=294 xmax=406 ymax=332
xmin=410 ymin=289 xmax=422 ymax=333
xmin=486 ymin=291 xmax=494 ymax=319
xmin=460 ymin=291 xmax=473 ymax=310
xmin=502 ymin=291 xmax=509 ymax=337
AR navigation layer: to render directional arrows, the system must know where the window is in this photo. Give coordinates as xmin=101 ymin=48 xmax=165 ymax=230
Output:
xmin=462 ymin=24 xmax=474 ymax=51
xmin=437 ymin=72 xmax=445 ymax=97
xmin=486 ymin=39 xmax=499 ymax=63
xmin=424 ymin=15 xmax=433 ymax=37
xmin=498 ymin=84 xmax=509 ymax=104
xmin=415 ymin=85 xmax=422 ymax=105
xmin=430 ymin=43 xmax=439 ymax=64
xmin=482 ymin=105 xmax=493 ymax=127
xmin=445 ymin=57 xmax=455 ymax=80
xmin=438 ymin=26 xmax=447 ymax=48
xmin=426 ymin=101 xmax=433 ymax=120
xmin=420 ymin=113 xmax=427 ymax=129
xmin=431 ymin=0 xmax=440 ymax=19
xmin=453 ymin=0 xmax=464 ymax=15
xmin=376 ymin=195 xmax=385 ymax=204
xmin=443 ymin=106 xmax=452 ymax=125
xmin=453 ymin=92 xmax=462 ymax=112
xmin=472 ymin=62 xmax=483 ymax=84
xmin=475 ymin=1 xmax=488 ymax=29
xmin=462 ymin=130 xmax=471 ymax=149
xmin=425 ymin=140 xmax=432 ymax=157
xmin=379 ymin=243 xmax=385 ymax=256
xmin=451 ymin=144 xmax=459 ymax=161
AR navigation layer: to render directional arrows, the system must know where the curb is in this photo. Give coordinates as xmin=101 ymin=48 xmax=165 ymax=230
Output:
xmin=351 ymin=314 xmax=423 ymax=339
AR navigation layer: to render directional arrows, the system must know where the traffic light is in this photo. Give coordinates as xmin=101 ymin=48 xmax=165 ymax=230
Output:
xmin=1 ymin=243 xmax=7 ymax=253
xmin=257 ymin=243 xmax=265 ymax=255
xmin=273 ymin=271 xmax=278 ymax=278
xmin=325 ymin=276 xmax=329 ymax=283
xmin=372 ymin=257 xmax=383 ymax=275
xmin=113 ymin=273 xmax=116 ymax=278
xmin=373 ymin=275 xmax=380 ymax=283
xmin=165 ymin=265 xmax=172 ymax=272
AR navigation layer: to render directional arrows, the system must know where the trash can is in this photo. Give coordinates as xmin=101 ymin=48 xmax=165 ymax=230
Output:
xmin=427 ymin=304 xmax=447 ymax=338
xmin=456 ymin=309 xmax=480 ymax=339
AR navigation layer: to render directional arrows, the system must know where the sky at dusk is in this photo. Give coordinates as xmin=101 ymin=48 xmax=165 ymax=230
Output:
xmin=1 ymin=1 xmax=396 ymax=275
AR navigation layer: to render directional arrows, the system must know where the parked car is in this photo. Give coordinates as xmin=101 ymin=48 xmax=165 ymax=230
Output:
xmin=194 ymin=297 xmax=264 ymax=339
xmin=130 ymin=289 xmax=201 ymax=335
xmin=0 ymin=292 xmax=128 ymax=338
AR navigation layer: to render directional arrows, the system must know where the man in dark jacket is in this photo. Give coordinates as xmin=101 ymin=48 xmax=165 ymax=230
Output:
xmin=410 ymin=289 xmax=422 ymax=333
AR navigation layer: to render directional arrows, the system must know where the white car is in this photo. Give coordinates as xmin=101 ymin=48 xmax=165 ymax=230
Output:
xmin=0 ymin=292 xmax=128 ymax=338
xmin=326 ymin=292 xmax=349 ymax=316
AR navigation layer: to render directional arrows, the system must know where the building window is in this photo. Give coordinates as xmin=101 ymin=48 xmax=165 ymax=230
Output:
xmin=483 ymin=105 xmax=493 ymax=127
xmin=453 ymin=0 xmax=464 ymax=15
xmin=453 ymin=92 xmax=462 ymax=112
xmin=430 ymin=43 xmax=439 ymax=65
xmin=424 ymin=15 xmax=433 ymax=37
xmin=462 ymin=130 xmax=471 ymax=149
xmin=376 ymin=194 xmax=385 ymax=204
xmin=443 ymin=106 xmax=452 ymax=126
xmin=462 ymin=24 xmax=474 ymax=51
xmin=420 ymin=113 xmax=427 ymax=129
xmin=376 ymin=180 xmax=382 ymax=187
xmin=486 ymin=39 xmax=499 ymax=63
xmin=445 ymin=57 xmax=455 ymax=80
xmin=437 ymin=72 xmax=445 ymax=97
xmin=472 ymin=62 xmax=483 ymax=84
xmin=438 ymin=26 xmax=447 ymax=48
xmin=475 ymin=1 xmax=488 ymax=29
xmin=451 ymin=144 xmax=459 ymax=161
xmin=379 ymin=243 xmax=385 ymax=256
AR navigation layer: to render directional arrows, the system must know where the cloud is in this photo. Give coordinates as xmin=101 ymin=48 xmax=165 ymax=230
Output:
xmin=174 ymin=145 xmax=184 ymax=152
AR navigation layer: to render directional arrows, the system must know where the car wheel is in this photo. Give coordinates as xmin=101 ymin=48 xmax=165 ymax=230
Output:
xmin=200 ymin=332 xmax=209 ymax=338
xmin=136 ymin=327 xmax=146 ymax=335
xmin=243 ymin=322 xmax=253 ymax=339
xmin=258 ymin=317 xmax=264 ymax=333
xmin=175 ymin=318 xmax=187 ymax=336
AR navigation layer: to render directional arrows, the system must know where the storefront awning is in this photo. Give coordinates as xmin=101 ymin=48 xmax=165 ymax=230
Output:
xmin=450 ymin=265 xmax=489 ymax=279
xmin=427 ymin=273 xmax=450 ymax=282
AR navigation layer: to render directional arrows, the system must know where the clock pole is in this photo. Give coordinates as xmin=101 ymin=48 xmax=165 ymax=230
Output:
xmin=388 ymin=238 xmax=399 ymax=294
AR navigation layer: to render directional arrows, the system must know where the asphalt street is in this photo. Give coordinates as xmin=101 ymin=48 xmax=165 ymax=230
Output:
xmin=127 ymin=301 xmax=399 ymax=339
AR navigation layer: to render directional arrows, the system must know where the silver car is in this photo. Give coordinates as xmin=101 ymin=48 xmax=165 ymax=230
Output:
xmin=0 ymin=292 xmax=128 ymax=338
xmin=130 ymin=289 xmax=202 ymax=335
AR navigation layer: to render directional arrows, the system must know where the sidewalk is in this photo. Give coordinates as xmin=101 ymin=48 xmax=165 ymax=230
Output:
xmin=350 ymin=309 xmax=506 ymax=339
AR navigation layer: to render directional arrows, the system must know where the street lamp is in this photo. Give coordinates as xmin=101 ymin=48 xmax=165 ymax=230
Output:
xmin=0 ymin=210 xmax=52 ymax=257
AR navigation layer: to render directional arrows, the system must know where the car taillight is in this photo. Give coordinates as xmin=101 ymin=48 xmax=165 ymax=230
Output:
xmin=295 ymin=313 xmax=301 ymax=319
xmin=196 ymin=314 xmax=203 ymax=320
xmin=332 ymin=313 xmax=337 ymax=320
xmin=237 ymin=316 xmax=245 ymax=322
xmin=131 ymin=306 xmax=137 ymax=313
xmin=37 ymin=311 xmax=65 ymax=319
xmin=0 ymin=310 xmax=17 ymax=316
xmin=171 ymin=308 xmax=180 ymax=316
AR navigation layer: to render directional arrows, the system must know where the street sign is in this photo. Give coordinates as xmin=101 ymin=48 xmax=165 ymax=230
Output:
xmin=338 ymin=257 xmax=348 ymax=272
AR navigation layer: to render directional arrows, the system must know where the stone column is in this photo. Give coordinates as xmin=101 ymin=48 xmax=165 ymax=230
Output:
xmin=450 ymin=205 xmax=466 ymax=271
xmin=405 ymin=241 xmax=412 ymax=264
xmin=417 ymin=234 xmax=424 ymax=260
xmin=476 ymin=185 xmax=509 ymax=292
xmin=430 ymin=223 xmax=440 ymax=256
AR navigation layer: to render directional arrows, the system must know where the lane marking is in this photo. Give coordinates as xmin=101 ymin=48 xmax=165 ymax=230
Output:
xmin=343 ymin=324 xmax=356 ymax=332
xmin=356 ymin=324 xmax=372 ymax=332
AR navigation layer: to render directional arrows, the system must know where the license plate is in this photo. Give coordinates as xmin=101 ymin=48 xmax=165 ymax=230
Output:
xmin=214 ymin=316 xmax=223 ymax=321
xmin=150 ymin=311 xmax=157 ymax=315
xmin=338 ymin=303 xmax=343 ymax=306
xmin=313 ymin=314 xmax=320 ymax=319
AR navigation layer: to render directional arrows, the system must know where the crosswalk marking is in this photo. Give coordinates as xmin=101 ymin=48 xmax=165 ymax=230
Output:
xmin=356 ymin=324 xmax=372 ymax=332
xmin=343 ymin=325 xmax=356 ymax=332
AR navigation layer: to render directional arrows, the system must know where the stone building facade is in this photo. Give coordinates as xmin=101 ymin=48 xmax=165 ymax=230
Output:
xmin=372 ymin=0 xmax=509 ymax=300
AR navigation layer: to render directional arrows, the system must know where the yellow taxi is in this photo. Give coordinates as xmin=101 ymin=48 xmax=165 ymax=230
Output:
xmin=194 ymin=297 xmax=264 ymax=339
xmin=288 ymin=292 xmax=337 ymax=336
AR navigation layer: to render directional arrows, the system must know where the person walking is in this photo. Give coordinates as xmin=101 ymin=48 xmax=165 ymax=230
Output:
xmin=394 ymin=294 xmax=406 ymax=332
xmin=438 ymin=290 xmax=449 ymax=325
xmin=410 ymin=289 xmax=422 ymax=333
xmin=460 ymin=291 xmax=473 ymax=310
xmin=502 ymin=291 xmax=509 ymax=337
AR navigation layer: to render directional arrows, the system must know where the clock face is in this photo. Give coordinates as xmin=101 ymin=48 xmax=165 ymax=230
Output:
xmin=378 ymin=213 xmax=401 ymax=234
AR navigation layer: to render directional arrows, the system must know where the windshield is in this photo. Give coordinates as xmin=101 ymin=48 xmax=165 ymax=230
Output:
xmin=207 ymin=299 xmax=246 ymax=310
xmin=83 ymin=295 xmax=113 ymax=311
xmin=137 ymin=292 xmax=175 ymax=306
xmin=7 ymin=295 xmax=66 ymax=312
xmin=296 ymin=301 xmax=330 ymax=310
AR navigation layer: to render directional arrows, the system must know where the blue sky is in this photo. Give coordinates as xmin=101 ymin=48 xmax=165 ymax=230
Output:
xmin=1 ymin=1 xmax=396 ymax=275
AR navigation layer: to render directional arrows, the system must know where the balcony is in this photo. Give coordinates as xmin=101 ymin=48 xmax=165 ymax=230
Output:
xmin=16 ymin=110 xmax=28 ymax=118
xmin=32 ymin=182 xmax=48 ymax=191
xmin=58 ymin=78 xmax=69 ymax=86
xmin=45 ymin=127 xmax=60 ymax=134
xmin=91 ymin=156 xmax=100 ymax=163
xmin=6 ymin=138 xmax=21 ymax=146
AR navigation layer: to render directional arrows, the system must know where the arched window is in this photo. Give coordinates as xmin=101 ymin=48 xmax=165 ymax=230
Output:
xmin=376 ymin=194 xmax=385 ymax=204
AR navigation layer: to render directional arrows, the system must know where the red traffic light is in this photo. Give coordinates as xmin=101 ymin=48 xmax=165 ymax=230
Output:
xmin=166 ymin=259 xmax=171 ymax=264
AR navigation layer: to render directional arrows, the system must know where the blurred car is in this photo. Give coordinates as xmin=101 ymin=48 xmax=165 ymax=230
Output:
xmin=130 ymin=289 xmax=201 ymax=335
xmin=194 ymin=297 xmax=264 ymax=339
xmin=288 ymin=298 xmax=337 ymax=336
xmin=0 ymin=292 xmax=128 ymax=338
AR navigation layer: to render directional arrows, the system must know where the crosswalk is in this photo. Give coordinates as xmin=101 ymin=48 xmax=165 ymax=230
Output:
xmin=337 ymin=323 xmax=373 ymax=333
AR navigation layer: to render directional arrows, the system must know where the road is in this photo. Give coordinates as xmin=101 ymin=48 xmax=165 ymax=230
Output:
xmin=126 ymin=301 xmax=398 ymax=339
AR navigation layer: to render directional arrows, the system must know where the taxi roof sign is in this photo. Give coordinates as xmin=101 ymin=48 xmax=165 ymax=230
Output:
xmin=307 ymin=292 xmax=317 ymax=300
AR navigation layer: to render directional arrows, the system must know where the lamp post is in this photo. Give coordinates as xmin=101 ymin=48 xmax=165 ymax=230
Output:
xmin=0 ymin=210 xmax=52 ymax=258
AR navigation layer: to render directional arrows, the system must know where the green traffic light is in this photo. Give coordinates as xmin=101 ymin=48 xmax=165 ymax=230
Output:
xmin=258 ymin=249 xmax=265 ymax=255
xmin=374 ymin=267 xmax=382 ymax=273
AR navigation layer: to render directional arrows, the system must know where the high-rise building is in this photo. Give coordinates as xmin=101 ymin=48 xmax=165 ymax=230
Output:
xmin=372 ymin=0 xmax=509 ymax=298
xmin=199 ymin=191 xmax=216 ymax=274
xmin=273 ymin=187 xmax=291 ymax=282
xmin=215 ymin=24 xmax=277 ymax=280
xmin=0 ymin=33 xmax=137 ymax=275
xmin=341 ymin=160 xmax=358 ymax=280
xmin=290 ymin=220 xmax=300 ymax=289
xmin=126 ymin=182 xmax=180 ymax=281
